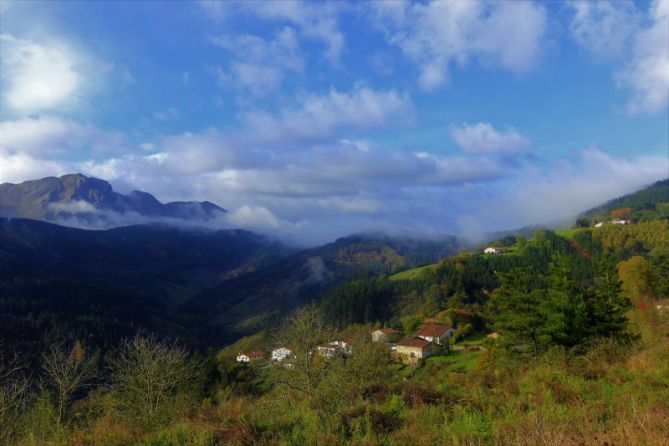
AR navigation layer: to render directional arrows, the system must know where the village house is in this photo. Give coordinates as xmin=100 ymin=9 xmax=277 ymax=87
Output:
xmin=655 ymin=299 xmax=669 ymax=314
xmin=396 ymin=337 xmax=436 ymax=364
xmin=611 ymin=219 xmax=631 ymax=225
xmin=416 ymin=324 xmax=454 ymax=345
xmin=236 ymin=350 xmax=264 ymax=363
xmin=271 ymin=347 xmax=292 ymax=362
xmin=594 ymin=222 xmax=604 ymax=228
xmin=317 ymin=339 xmax=352 ymax=358
xmin=484 ymin=247 xmax=504 ymax=254
xmin=371 ymin=327 xmax=399 ymax=343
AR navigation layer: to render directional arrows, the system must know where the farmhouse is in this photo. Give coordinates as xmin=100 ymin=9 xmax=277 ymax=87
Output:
xmin=317 ymin=339 xmax=352 ymax=358
xmin=236 ymin=350 xmax=264 ymax=363
xmin=655 ymin=299 xmax=669 ymax=313
xmin=371 ymin=328 xmax=399 ymax=343
xmin=416 ymin=324 xmax=454 ymax=345
xmin=271 ymin=347 xmax=292 ymax=362
xmin=611 ymin=219 xmax=630 ymax=225
xmin=594 ymin=222 xmax=604 ymax=228
xmin=484 ymin=247 xmax=504 ymax=254
xmin=396 ymin=337 xmax=436 ymax=364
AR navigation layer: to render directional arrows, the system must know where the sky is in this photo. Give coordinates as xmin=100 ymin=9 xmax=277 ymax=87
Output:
xmin=0 ymin=0 xmax=668 ymax=245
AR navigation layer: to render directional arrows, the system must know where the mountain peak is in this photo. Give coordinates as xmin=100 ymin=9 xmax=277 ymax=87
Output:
xmin=0 ymin=173 xmax=226 ymax=228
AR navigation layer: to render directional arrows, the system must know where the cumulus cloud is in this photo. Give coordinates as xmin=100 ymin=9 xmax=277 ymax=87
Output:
xmin=211 ymin=27 xmax=304 ymax=96
xmin=619 ymin=0 xmax=669 ymax=114
xmin=0 ymin=116 xmax=122 ymax=156
xmin=568 ymin=0 xmax=669 ymax=115
xmin=199 ymin=0 xmax=345 ymax=66
xmin=449 ymin=122 xmax=532 ymax=154
xmin=0 ymin=34 xmax=81 ymax=113
xmin=240 ymin=86 xmax=414 ymax=144
xmin=568 ymin=1 xmax=640 ymax=60
xmin=372 ymin=1 xmax=547 ymax=90
xmin=0 ymin=148 xmax=73 ymax=184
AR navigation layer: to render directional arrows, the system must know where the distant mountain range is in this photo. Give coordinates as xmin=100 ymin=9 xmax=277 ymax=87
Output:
xmin=0 ymin=173 xmax=226 ymax=227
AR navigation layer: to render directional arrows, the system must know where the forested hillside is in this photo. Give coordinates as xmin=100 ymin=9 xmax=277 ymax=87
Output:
xmin=582 ymin=178 xmax=669 ymax=222
xmin=2 ymin=195 xmax=668 ymax=445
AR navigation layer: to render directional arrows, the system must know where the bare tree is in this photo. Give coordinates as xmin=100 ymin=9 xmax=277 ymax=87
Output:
xmin=267 ymin=304 xmax=332 ymax=401
xmin=0 ymin=345 xmax=30 ymax=446
xmin=41 ymin=341 xmax=97 ymax=428
xmin=108 ymin=334 xmax=195 ymax=428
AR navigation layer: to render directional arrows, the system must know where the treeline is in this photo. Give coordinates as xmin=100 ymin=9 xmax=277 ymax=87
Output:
xmin=582 ymin=178 xmax=669 ymax=222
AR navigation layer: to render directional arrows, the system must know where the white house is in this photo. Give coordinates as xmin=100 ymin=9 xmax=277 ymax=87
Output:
xmin=594 ymin=222 xmax=604 ymax=228
xmin=271 ymin=347 xmax=292 ymax=362
xmin=317 ymin=339 xmax=353 ymax=357
xmin=416 ymin=324 xmax=455 ymax=345
xmin=611 ymin=219 xmax=630 ymax=225
xmin=236 ymin=350 xmax=264 ymax=363
xmin=484 ymin=247 xmax=504 ymax=254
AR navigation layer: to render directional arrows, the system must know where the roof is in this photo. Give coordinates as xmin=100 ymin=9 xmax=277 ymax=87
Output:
xmin=244 ymin=350 xmax=264 ymax=358
xmin=416 ymin=324 xmax=452 ymax=337
xmin=374 ymin=328 xmax=397 ymax=334
xmin=397 ymin=336 xmax=432 ymax=349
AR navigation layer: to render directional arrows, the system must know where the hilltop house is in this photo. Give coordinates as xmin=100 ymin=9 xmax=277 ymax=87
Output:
xmin=396 ymin=337 xmax=437 ymax=364
xmin=611 ymin=219 xmax=630 ymax=225
xmin=594 ymin=222 xmax=604 ymax=228
xmin=371 ymin=328 xmax=399 ymax=343
xmin=271 ymin=347 xmax=292 ymax=362
xmin=416 ymin=324 xmax=454 ymax=345
xmin=236 ymin=350 xmax=264 ymax=363
xmin=484 ymin=247 xmax=504 ymax=254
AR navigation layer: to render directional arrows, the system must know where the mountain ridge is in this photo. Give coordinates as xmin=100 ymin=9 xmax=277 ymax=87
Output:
xmin=0 ymin=173 xmax=226 ymax=227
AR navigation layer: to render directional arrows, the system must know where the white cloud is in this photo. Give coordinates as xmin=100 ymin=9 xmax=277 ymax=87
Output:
xmin=0 ymin=34 xmax=81 ymax=113
xmin=619 ymin=0 xmax=669 ymax=114
xmin=225 ymin=205 xmax=280 ymax=230
xmin=449 ymin=122 xmax=532 ymax=154
xmin=568 ymin=0 xmax=669 ymax=115
xmin=199 ymin=1 xmax=345 ymax=66
xmin=567 ymin=1 xmax=640 ymax=60
xmin=372 ymin=1 xmax=547 ymax=90
xmin=211 ymin=27 xmax=304 ymax=95
xmin=240 ymin=86 xmax=414 ymax=144
xmin=0 ymin=148 xmax=73 ymax=184
xmin=458 ymin=147 xmax=669 ymax=233
xmin=0 ymin=116 xmax=123 ymax=155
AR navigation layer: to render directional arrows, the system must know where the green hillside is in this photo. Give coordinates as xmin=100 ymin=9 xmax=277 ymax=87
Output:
xmin=582 ymin=178 xmax=669 ymax=222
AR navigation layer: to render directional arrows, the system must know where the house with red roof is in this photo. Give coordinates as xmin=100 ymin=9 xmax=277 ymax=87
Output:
xmin=371 ymin=327 xmax=399 ymax=343
xmin=416 ymin=324 xmax=454 ymax=345
xmin=395 ymin=337 xmax=437 ymax=364
xmin=236 ymin=350 xmax=264 ymax=363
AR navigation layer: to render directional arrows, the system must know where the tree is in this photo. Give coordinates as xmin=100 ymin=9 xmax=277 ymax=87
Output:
xmin=618 ymin=256 xmax=650 ymax=301
xmin=586 ymin=255 xmax=632 ymax=340
xmin=267 ymin=304 xmax=332 ymax=401
xmin=108 ymin=334 xmax=195 ymax=428
xmin=490 ymin=268 xmax=548 ymax=356
xmin=0 ymin=345 xmax=30 ymax=446
xmin=575 ymin=216 xmax=591 ymax=228
xmin=647 ymin=252 xmax=669 ymax=299
xmin=41 ymin=341 xmax=97 ymax=428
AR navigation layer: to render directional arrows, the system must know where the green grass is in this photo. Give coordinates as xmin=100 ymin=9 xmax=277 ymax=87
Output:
xmin=555 ymin=228 xmax=586 ymax=239
xmin=389 ymin=264 xmax=435 ymax=281
xmin=412 ymin=351 xmax=482 ymax=381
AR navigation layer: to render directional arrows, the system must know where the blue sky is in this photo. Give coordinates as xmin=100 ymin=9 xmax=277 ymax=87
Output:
xmin=1 ymin=0 xmax=668 ymax=244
